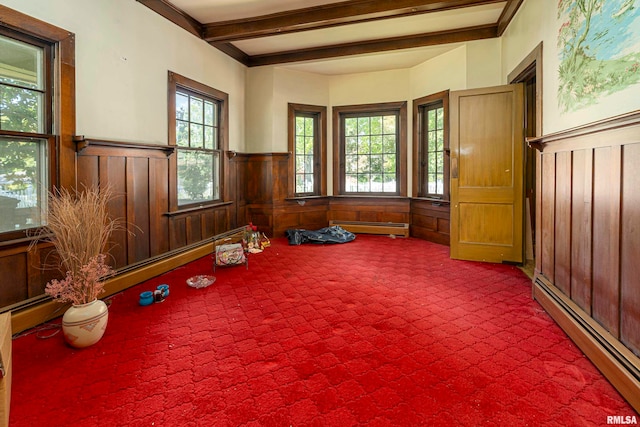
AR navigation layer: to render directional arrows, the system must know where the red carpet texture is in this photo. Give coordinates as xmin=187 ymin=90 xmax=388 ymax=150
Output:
xmin=11 ymin=235 xmax=639 ymax=426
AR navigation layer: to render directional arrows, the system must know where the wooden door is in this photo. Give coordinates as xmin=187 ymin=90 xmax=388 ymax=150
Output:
xmin=450 ymin=84 xmax=524 ymax=263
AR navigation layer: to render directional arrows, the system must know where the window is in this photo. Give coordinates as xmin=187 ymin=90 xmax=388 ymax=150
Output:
xmin=333 ymin=102 xmax=407 ymax=196
xmin=413 ymin=91 xmax=449 ymax=199
xmin=288 ymin=103 xmax=326 ymax=197
xmin=0 ymin=28 xmax=54 ymax=234
xmin=168 ymin=72 xmax=228 ymax=208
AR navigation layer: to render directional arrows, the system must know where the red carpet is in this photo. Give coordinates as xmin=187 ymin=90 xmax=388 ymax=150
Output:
xmin=11 ymin=236 xmax=638 ymax=426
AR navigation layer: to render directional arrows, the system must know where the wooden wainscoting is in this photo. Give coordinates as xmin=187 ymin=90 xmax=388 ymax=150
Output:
xmin=410 ymin=199 xmax=450 ymax=245
xmin=529 ymin=111 xmax=640 ymax=412
xmin=329 ymin=197 xmax=410 ymax=225
xmin=8 ymin=138 xmax=239 ymax=333
xmin=76 ymin=138 xmax=235 ymax=265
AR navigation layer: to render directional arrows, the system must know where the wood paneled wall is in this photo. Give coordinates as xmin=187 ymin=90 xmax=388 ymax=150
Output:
xmin=530 ymin=111 xmax=640 ymax=411
xmin=76 ymin=139 xmax=235 ymax=268
xmin=410 ymin=199 xmax=450 ymax=245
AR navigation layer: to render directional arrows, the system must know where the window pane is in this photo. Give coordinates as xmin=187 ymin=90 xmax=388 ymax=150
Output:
xmin=383 ymin=135 xmax=396 ymax=153
xmin=344 ymin=118 xmax=358 ymax=136
xmin=384 ymin=154 xmax=396 ymax=173
xmin=357 ymin=117 xmax=369 ymax=135
xmin=371 ymin=136 xmax=382 ymax=154
xmin=436 ymin=107 xmax=444 ymax=128
xmin=428 ymin=173 xmax=436 ymax=194
xmin=304 ymin=117 xmax=314 ymax=135
xmin=293 ymin=111 xmax=322 ymax=196
xmin=204 ymin=101 xmax=214 ymax=126
xmin=0 ymin=36 xmax=43 ymax=90
xmin=341 ymin=110 xmax=399 ymax=194
xmin=304 ymin=136 xmax=314 ymax=155
xmin=295 ymin=117 xmax=305 ymax=135
xmin=345 ymin=174 xmax=358 ymax=192
xmin=345 ymin=155 xmax=358 ymax=173
xmin=176 ymin=93 xmax=189 ymax=120
xmin=383 ymin=115 xmax=396 ymax=134
xmin=357 ymin=177 xmax=370 ymax=192
xmin=383 ymin=174 xmax=396 ymax=193
xmin=204 ymin=126 xmax=214 ymax=149
xmin=295 ymin=154 xmax=305 ymax=173
xmin=427 ymin=109 xmax=436 ymax=130
xmin=370 ymin=116 xmax=382 ymax=135
xmin=427 ymin=130 xmax=436 ymax=152
xmin=177 ymin=150 xmax=214 ymax=205
xmin=0 ymin=137 xmax=47 ymax=232
xmin=295 ymin=136 xmax=305 ymax=154
xmin=190 ymin=123 xmax=203 ymax=148
xmin=358 ymin=136 xmax=370 ymax=154
xmin=304 ymin=175 xmax=313 ymax=193
xmin=345 ymin=136 xmax=358 ymax=154
xmin=176 ymin=120 xmax=189 ymax=147
xmin=295 ymin=174 xmax=305 ymax=194
xmin=304 ymin=155 xmax=313 ymax=173
xmin=190 ymin=97 xmax=203 ymax=124
xmin=0 ymin=85 xmax=44 ymax=133
xmin=370 ymin=155 xmax=383 ymax=173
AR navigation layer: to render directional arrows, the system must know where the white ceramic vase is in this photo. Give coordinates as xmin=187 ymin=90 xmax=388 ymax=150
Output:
xmin=62 ymin=299 xmax=109 ymax=348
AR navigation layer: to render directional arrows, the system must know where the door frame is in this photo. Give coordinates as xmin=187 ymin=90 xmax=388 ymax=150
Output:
xmin=508 ymin=42 xmax=543 ymax=272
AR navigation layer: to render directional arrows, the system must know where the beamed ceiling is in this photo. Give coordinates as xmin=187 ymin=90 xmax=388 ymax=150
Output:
xmin=137 ymin=0 xmax=525 ymax=75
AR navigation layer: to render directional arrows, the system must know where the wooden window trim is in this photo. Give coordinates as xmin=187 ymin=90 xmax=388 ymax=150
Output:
xmin=167 ymin=71 xmax=229 ymax=212
xmin=413 ymin=90 xmax=450 ymax=199
xmin=287 ymin=103 xmax=327 ymax=198
xmin=332 ymin=101 xmax=407 ymax=196
xmin=0 ymin=5 xmax=75 ymax=242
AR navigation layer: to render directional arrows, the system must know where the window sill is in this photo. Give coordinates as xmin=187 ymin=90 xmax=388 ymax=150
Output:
xmin=164 ymin=201 xmax=233 ymax=217
xmin=285 ymin=195 xmax=329 ymax=201
xmin=332 ymin=194 xmax=409 ymax=200
xmin=411 ymin=197 xmax=450 ymax=206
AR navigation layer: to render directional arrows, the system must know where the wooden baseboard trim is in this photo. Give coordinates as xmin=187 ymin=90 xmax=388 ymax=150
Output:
xmin=329 ymin=220 xmax=409 ymax=237
xmin=11 ymin=241 xmax=213 ymax=334
xmin=533 ymin=275 xmax=640 ymax=412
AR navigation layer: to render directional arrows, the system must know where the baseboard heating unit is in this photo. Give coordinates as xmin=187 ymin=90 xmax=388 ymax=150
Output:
xmin=329 ymin=220 xmax=409 ymax=238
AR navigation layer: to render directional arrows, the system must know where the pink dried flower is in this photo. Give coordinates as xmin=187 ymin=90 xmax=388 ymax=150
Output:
xmin=45 ymin=254 xmax=114 ymax=305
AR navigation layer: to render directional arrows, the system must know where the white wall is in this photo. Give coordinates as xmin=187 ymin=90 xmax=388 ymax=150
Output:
xmin=1 ymin=0 xmax=247 ymax=150
xmin=273 ymin=68 xmax=330 ymax=153
xmin=245 ymin=67 xmax=275 ymax=152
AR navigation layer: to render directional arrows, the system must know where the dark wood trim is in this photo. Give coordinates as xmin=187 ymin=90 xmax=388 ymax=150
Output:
xmin=496 ymin=0 xmax=525 ymax=36
xmin=533 ymin=276 xmax=640 ymax=413
xmin=0 ymin=5 xmax=77 ymax=191
xmin=0 ymin=5 xmax=72 ymax=41
xmin=164 ymin=201 xmax=233 ymax=217
xmin=0 ymin=5 xmax=75 ymax=237
xmin=210 ymin=42 xmax=250 ymax=66
xmin=203 ymin=0 xmax=503 ymax=42
xmin=508 ymin=42 xmax=543 ymax=138
xmin=74 ymin=136 xmax=175 ymax=156
xmin=135 ymin=0 xmax=203 ymax=38
xmin=528 ymin=110 xmax=640 ymax=151
xmin=248 ymin=24 xmax=497 ymax=67
xmin=167 ymin=71 xmax=230 ymax=211
xmin=412 ymin=90 xmax=450 ymax=199
xmin=332 ymin=101 xmax=408 ymax=197
xmin=136 ymin=1 xmax=524 ymax=67
xmin=287 ymin=103 xmax=328 ymax=198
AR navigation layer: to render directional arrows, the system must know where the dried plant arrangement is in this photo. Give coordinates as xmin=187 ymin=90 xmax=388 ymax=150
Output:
xmin=38 ymin=186 xmax=122 ymax=305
